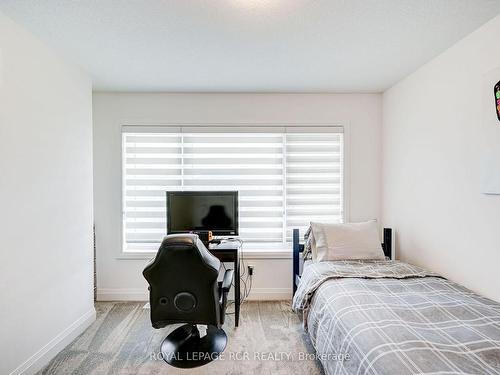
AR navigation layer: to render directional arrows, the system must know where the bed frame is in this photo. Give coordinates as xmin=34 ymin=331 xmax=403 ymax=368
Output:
xmin=292 ymin=227 xmax=393 ymax=296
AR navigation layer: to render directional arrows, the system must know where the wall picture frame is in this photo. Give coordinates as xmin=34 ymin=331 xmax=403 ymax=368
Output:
xmin=481 ymin=67 xmax=500 ymax=195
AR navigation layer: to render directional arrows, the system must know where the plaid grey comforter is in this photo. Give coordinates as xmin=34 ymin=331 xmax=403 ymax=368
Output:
xmin=292 ymin=260 xmax=500 ymax=375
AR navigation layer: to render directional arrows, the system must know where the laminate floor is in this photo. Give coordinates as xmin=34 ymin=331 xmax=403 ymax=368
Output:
xmin=37 ymin=301 xmax=323 ymax=375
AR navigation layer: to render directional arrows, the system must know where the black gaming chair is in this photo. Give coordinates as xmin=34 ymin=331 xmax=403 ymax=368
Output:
xmin=143 ymin=234 xmax=234 ymax=368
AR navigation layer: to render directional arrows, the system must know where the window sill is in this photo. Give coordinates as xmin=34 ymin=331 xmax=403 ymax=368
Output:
xmin=117 ymin=246 xmax=292 ymax=260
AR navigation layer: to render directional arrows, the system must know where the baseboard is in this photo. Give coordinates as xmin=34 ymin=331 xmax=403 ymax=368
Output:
xmin=9 ymin=308 xmax=96 ymax=375
xmin=246 ymin=288 xmax=292 ymax=301
xmin=97 ymin=287 xmax=291 ymax=301
xmin=97 ymin=288 xmax=148 ymax=301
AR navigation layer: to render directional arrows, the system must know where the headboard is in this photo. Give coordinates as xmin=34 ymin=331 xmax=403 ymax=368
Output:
xmin=292 ymin=227 xmax=393 ymax=296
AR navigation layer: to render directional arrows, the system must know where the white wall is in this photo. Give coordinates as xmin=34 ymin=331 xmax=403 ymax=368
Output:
xmin=93 ymin=93 xmax=382 ymax=301
xmin=0 ymin=12 xmax=94 ymax=375
xmin=383 ymin=14 xmax=500 ymax=302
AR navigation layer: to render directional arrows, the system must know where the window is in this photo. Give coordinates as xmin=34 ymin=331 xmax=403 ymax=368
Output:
xmin=122 ymin=126 xmax=344 ymax=252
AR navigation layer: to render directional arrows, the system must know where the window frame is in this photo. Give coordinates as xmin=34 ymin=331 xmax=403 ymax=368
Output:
xmin=119 ymin=123 xmax=350 ymax=257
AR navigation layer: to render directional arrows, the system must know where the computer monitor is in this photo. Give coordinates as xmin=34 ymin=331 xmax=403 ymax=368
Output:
xmin=166 ymin=191 xmax=238 ymax=236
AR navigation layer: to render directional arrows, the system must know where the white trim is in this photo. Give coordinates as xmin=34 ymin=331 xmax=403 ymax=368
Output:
xmin=282 ymin=132 xmax=287 ymax=243
xmin=116 ymin=249 xmax=292 ymax=260
xmin=343 ymin=122 xmax=351 ymax=222
xmin=246 ymin=287 xmax=291 ymax=301
xmin=97 ymin=287 xmax=291 ymax=302
xmin=121 ymin=123 xmax=344 ymax=133
xmin=122 ymin=125 xmax=181 ymax=133
xmin=392 ymin=228 xmax=397 ymax=260
xmin=121 ymin=127 xmax=127 ymax=254
xmin=115 ymin=253 xmax=156 ymax=260
xmin=234 ymin=249 xmax=292 ymax=259
xmin=9 ymin=308 xmax=96 ymax=375
xmin=97 ymin=288 xmax=148 ymax=301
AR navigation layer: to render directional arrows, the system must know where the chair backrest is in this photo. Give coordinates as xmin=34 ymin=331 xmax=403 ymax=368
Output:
xmin=143 ymin=234 xmax=221 ymax=328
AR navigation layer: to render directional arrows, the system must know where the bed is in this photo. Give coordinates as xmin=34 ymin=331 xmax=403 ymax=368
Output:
xmin=292 ymin=228 xmax=500 ymax=375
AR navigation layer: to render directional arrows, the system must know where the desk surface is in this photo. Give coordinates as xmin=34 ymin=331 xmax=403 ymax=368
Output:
xmin=208 ymin=242 xmax=241 ymax=251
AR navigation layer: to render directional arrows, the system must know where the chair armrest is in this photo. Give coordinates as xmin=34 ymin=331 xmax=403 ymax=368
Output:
xmin=221 ymin=269 xmax=234 ymax=293
xmin=219 ymin=269 xmax=235 ymax=324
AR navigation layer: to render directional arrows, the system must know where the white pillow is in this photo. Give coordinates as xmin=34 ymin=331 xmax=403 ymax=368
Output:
xmin=310 ymin=220 xmax=385 ymax=261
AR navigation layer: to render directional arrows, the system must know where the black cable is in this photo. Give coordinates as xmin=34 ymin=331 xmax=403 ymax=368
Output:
xmin=234 ymin=238 xmax=253 ymax=305
xmin=218 ymin=237 xmax=253 ymax=307
xmin=244 ymin=275 xmax=252 ymax=300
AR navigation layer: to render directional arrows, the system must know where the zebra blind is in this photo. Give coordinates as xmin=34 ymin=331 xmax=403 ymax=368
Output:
xmin=122 ymin=126 xmax=344 ymax=252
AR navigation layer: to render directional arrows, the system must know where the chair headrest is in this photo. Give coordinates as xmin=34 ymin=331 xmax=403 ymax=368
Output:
xmin=161 ymin=233 xmax=199 ymax=247
xmin=156 ymin=234 xmax=220 ymax=271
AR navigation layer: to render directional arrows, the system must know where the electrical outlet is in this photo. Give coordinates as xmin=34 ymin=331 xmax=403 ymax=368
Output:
xmin=248 ymin=265 xmax=254 ymax=276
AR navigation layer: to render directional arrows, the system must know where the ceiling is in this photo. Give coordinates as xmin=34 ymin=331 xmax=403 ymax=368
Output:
xmin=1 ymin=0 xmax=500 ymax=92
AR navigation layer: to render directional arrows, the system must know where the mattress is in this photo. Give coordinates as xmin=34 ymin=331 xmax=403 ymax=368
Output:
xmin=292 ymin=260 xmax=500 ymax=375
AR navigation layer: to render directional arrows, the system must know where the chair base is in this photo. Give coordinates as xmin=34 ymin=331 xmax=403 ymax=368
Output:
xmin=160 ymin=324 xmax=227 ymax=368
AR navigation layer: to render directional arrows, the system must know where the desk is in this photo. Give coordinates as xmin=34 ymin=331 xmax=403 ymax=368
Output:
xmin=208 ymin=246 xmax=240 ymax=327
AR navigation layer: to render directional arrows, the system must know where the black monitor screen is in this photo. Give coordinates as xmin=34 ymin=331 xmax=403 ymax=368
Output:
xmin=167 ymin=191 xmax=238 ymax=235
